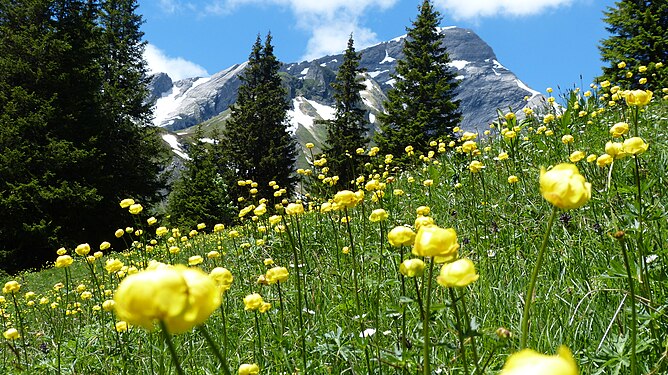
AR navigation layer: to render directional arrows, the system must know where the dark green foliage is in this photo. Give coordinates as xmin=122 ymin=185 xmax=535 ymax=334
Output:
xmin=375 ymin=0 xmax=461 ymax=160
xmin=598 ymin=0 xmax=668 ymax=90
xmin=0 ymin=0 xmax=165 ymax=272
xmin=320 ymin=35 xmax=370 ymax=188
xmin=221 ymin=34 xmax=297 ymax=202
xmin=167 ymin=127 xmax=235 ymax=229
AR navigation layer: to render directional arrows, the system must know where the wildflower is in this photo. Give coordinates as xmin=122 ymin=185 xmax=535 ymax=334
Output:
xmin=197 ymin=223 xmax=206 ymax=230
xmin=285 ymin=203 xmax=304 ymax=215
xmin=75 ymin=243 xmax=90 ymax=256
xmin=569 ymin=151 xmax=585 ymax=163
xmin=114 ymin=266 xmax=221 ymax=334
xmin=333 ymin=190 xmax=358 ymax=208
xmin=639 ymin=78 xmax=647 ymax=85
xmin=114 ymin=229 xmax=125 ymax=238
xmin=119 ymin=198 xmax=135 ymax=208
xmin=254 ymin=204 xmax=267 ymax=216
xmin=609 ymin=122 xmax=629 ymax=138
xmin=507 ymin=175 xmax=519 ymax=184
xmin=105 ymin=258 xmax=124 ymax=274
xmin=210 ymin=267 xmax=233 ymax=292
xmin=102 ymin=300 xmax=115 ymax=311
xmin=624 ymin=89 xmax=653 ymax=106
xmin=423 ymin=179 xmax=433 ymax=187
xmin=586 ymin=154 xmax=597 ymax=163
xmin=146 ymin=217 xmax=158 ymax=226
xmin=399 ymin=259 xmax=425 ymax=277
xmin=265 ymin=267 xmax=289 ymax=284
xmin=188 ymin=256 xmax=203 ymax=266
xmin=412 ymin=225 xmax=459 ymax=260
xmin=56 ymin=247 xmax=67 ymax=255
xmin=561 ymin=135 xmax=574 ymax=144
xmin=384 ymin=226 xmax=415 ymax=248
xmin=3 ymin=328 xmax=20 ymax=340
xmin=437 ymin=258 xmax=479 ymax=287
xmin=496 ymin=152 xmax=509 ymax=161
xmin=259 ymin=302 xmax=272 ymax=313
xmin=540 ymin=164 xmax=591 ymax=210
xmin=3 ymin=281 xmax=20 ymax=294
xmin=597 ymin=154 xmax=614 ymax=167
xmin=623 ymin=137 xmax=648 ymax=155
xmin=305 ymin=142 xmax=314 ymax=149
xmin=55 ymin=255 xmax=74 ymax=268
xmin=128 ymin=203 xmax=143 ymax=215
xmin=243 ymin=293 xmax=264 ymax=311
xmin=115 ymin=321 xmax=128 ymax=332
xmin=500 ymin=346 xmax=578 ymax=375
xmin=461 ymin=140 xmax=477 ymax=153
xmin=238 ymin=363 xmax=260 ymax=375
xmin=369 ymin=209 xmax=389 ymax=222
xmin=416 ymin=206 xmax=430 ymax=216
xmin=213 ymin=223 xmax=225 ymax=232
xmin=469 ymin=160 xmax=485 ymax=173
xmin=605 ymin=141 xmax=627 ymax=159
xmin=342 ymin=246 xmax=350 ymax=254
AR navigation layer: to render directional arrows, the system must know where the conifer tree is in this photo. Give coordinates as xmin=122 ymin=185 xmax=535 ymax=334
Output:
xmin=321 ymin=35 xmax=369 ymax=187
xmin=167 ymin=127 xmax=234 ymax=229
xmin=598 ymin=0 xmax=667 ymax=91
xmin=0 ymin=0 xmax=165 ymax=271
xmin=375 ymin=0 xmax=460 ymax=160
xmin=221 ymin=33 xmax=296 ymax=202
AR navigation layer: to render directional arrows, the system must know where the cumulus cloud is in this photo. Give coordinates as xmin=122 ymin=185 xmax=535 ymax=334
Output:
xmin=144 ymin=44 xmax=209 ymax=81
xmin=433 ymin=0 xmax=575 ymax=19
xmin=207 ymin=0 xmax=398 ymax=60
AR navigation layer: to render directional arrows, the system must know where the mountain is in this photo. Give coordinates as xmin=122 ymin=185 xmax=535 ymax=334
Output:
xmin=149 ymin=27 xmax=544 ymax=156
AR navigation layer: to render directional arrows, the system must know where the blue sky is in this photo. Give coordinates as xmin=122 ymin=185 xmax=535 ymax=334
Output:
xmin=138 ymin=0 xmax=617 ymax=94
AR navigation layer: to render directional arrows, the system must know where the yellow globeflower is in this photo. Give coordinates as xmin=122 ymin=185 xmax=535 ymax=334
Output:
xmin=469 ymin=160 xmax=485 ymax=173
xmin=369 ymin=209 xmax=389 ymax=223
xmin=387 ymin=226 xmax=416 ymax=247
xmin=500 ymin=346 xmax=578 ymax=375
xmin=609 ymin=122 xmax=629 ymax=138
xmin=436 ymin=258 xmax=479 ymax=287
xmin=333 ymin=190 xmax=358 ymax=208
xmin=243 ymin=293 xmax=264 ymax=311
xmin=188 ymin=255 xmax=204 ymax=266
xmin=128 ymin=203 xmax=143 ymax=215
xmin=119 ymin=198 xmax=135 ymax=208
xmin=416 ymin=206 xmax=430 ymax=216
xmin=605 ymin=141 xmax=627 ymax=159
xmin=3 ymin=328 xmax=20 ymax=340
xmin=253 ymin=204 xmax=267 ymax=216
xmin=569 ymin=151 xmax=585 ymax=163
xmin=285 ymin=202 xmax=304 ymax=215
xmin=539 ymin=164 xmax=591 ymax=210
xmin=399 ymin=259 xmax=425 ymax=277
xmin=622 ymin=137 xmax=648 ymax=155
xmin=412 ymin=226 xmax=459 ymax=259
xmin=414 ymin=215 xmax=435 ymax=230
xmin=115 ymin=228 xmax=125 ymax=238
xmin=461 ymin=140 xmax=477 ymax=153
xmin=105 ymin=258 xmax=124 ymax=274
xmin=55 ymin=255 xmax=74 ymax=268
xmin=507 ymin=175 xmax=519 ymax=184
xmin=265 ymin=266 xmax=289 ymax=284
xmin=561 ymin=134 xmax=574 ymax=144
xmin=114 ymin=266 xmax=221 ymax=334
xmin=238 ymin=363 xmax=260 ymax=375
xmin=3 ymin=281 xmax=20 ymax=294
xmin=75 ymin=243 xmax=91 ymax=256
xmin=624 ymin=89 xmax=653 ymax=106
xmin=210 ymin=267 xmax=233 ymax=292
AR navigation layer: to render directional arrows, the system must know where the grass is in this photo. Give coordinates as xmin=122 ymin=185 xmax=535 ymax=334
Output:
xmin=1 ymin=84 xmax=667 ymax=374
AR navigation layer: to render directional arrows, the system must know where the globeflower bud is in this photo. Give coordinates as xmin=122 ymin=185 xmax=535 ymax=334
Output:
xmin=238 ymin=363 xmax=260 ymax=375
xmin=399 ymin=259 xmax=425 ymax=277
xmin=243 ymin=293 xmax=264 ymax=311
xmin=265 ymin=267 xmax=289 ymax=284
xmin=500 ymin=346 xmax=578 ymax=375
xmin=387 ymin=226 xmax=416 ymax=247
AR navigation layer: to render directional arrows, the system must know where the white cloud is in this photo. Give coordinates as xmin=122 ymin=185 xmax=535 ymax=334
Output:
xmin=144 ymin=44 xmax=209 ymax=81
xmin=206 ymin=0 xmax=398 ymax=60
xmin=433 ymin=0 xmax=575 ymax=19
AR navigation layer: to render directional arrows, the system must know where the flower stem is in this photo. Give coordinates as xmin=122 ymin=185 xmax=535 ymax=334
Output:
xmin=422 ymin=258 xmax=435 ymax=375
xmin=448 ymin=288 xmax=470 ymax=375
xmin=197 ymin=326 xmax=232 ymax=375
xmin=159 ymin=321 xmax=185 ymax=375
xmin=520 ymin=205 xmax=558 ymax=348
xmin=616 ymin=235 xmax=637 ymax=375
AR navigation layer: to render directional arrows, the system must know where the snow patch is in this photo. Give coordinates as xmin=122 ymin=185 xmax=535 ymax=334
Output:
xmin=492 ymin=59 xmax=506 ymax=70
xmin=380 ymin=50 xmax=395 ymax=64
xmin=369 ymin=113 xmax=376 ymax=123
xmin=368 ymin=70 xmax=388 ymax=78
xmin=200 ymin=138 xmax=215 ymax=144
xmin=390 ymin=34 xmax=407 ymax=43
xmin=300 ymin=67 xmax=309 ymax=75
xmin=385 ymin=79 xmax=396 ymax=87
xmin=492 ymin=69 xmax=501 ymax=76
xmin=515 ymin=79 xmax=540 ymax=98
xmin=287 ymin=97 xmax=335 ymax=134
xmin=162 ymin=134 xmax=190 ymax=160
xmin=448 ymin=60 xmax=470 ymax=70
xmin=455 ymin=75 xmax=465 ymax=80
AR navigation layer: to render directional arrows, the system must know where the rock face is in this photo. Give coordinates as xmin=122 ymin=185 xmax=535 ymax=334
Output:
xmin=150 ymin=27 xmax=542 ymax=136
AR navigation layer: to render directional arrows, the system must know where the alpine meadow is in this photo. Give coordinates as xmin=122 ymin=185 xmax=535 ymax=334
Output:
xmin=1 ymin=0 xmax=667 ymax=374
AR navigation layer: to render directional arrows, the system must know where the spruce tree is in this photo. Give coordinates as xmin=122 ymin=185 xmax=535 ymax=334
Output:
xmin=598 ymin=0 xmax=668 ymax=91
xmin=321 ymin=35 xmax=370 ymax=187
xmin=221 ymin=33 xmax=296 ymax=203
xmin=375 ymin=0 xmax=460 ymax=160
xmin=167 ymin=127 xmax=234 ymax=229
xmin=0 ymin=0 xmax=165 ymax=271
